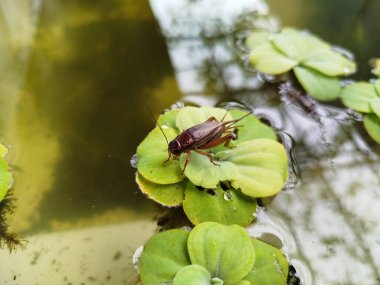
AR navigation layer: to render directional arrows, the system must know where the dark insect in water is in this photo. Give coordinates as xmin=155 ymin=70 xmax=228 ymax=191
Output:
xmin=158 ymin=110 xmax=252 ymax=174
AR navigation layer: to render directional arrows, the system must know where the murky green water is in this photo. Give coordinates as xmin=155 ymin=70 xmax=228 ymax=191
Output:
xmin=1 ymin=0 xmax=380 ymax=284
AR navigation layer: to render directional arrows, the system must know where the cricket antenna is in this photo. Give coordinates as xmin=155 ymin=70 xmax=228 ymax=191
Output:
xmin=221 ymin=106 xmax=232 ymax=122
xmin=141 ymin=100 xmax=170 ymax=146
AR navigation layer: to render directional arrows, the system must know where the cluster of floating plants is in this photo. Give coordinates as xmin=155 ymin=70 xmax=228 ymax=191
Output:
xmin=135 ymin=106 xmax=288 ymax=226
xmin=246 ymin=28 xmax=356 ymax=101
xmin=132 ymin=23 xmax=380 ymax=285
xmin=138 ymin=222 xmax=288 ymax=285
xmin=246 ymin=27 xmax=380 ymax=144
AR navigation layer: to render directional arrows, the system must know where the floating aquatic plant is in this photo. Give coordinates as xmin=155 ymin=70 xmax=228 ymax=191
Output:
xmin=340 ymin=79 xmax=380 ymax=143
xmin=246 ymin=28 xmax=356 ymax=101
xmin=137 ymin=222 xmax=289 ymax=285
xmin=0 ymin=143 xmax=12 ymax=202
xmin=135 ymin=106 xmax=288 ymax=226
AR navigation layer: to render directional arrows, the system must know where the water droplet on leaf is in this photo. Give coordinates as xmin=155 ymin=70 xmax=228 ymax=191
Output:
xmin=223 ymin=190 xmax=234 ymax=201
xmin=130 ymin=154 xmax=139 ymax=168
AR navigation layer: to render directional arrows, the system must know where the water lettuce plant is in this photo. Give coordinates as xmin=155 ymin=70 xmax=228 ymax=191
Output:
xmin=246 ymin=28 xmax=356 ymax=101
xmin=137 ymin=222 xmax=289 ymax=285
xmin=135 ymin=106 xmax=288 ymax=226
xmin=340 ymin=79 xmax=380 ymax=143
xmin=0 ymin=143 xmax=12 ymax=202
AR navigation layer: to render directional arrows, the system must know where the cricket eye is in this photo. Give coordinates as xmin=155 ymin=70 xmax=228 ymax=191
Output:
xmin=169 ymin=140 xmax=181 ymax=155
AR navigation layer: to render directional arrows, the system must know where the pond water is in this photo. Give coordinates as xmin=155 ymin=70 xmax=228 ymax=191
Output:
xmin=0 ymin=0 xmax=380 ymax=284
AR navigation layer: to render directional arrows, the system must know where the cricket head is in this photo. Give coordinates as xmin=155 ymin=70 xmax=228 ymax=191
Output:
xmin=168 ymin=139 xmax=182 ymax=156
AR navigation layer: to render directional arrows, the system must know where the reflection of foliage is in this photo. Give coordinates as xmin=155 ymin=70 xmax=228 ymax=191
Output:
xmin=246 ymin=28 xmax=356 ymax=101
xmin=136 ymin=106 xmax=288 ymax=226
xmin=138 ymin=222 xmax=288 ymax=285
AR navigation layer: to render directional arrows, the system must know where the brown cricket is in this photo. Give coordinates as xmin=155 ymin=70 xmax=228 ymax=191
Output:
xmin=158 ymin=110 xmax=252 ymax=174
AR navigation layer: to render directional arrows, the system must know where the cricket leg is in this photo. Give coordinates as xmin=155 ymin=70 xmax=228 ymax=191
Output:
xmin=181 ymin=150 xmax=191 ymax=174
xmin=194 ymin=149 xmax=219 ymax=166
xmin=164 ymin=150 xmax=172 ymax=163
xmin=200 ymin=134 xmax=235 ymax=149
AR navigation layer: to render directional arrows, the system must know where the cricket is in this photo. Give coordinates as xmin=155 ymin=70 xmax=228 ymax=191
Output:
xmin=157 ymin=109 xmax=252 ymax=174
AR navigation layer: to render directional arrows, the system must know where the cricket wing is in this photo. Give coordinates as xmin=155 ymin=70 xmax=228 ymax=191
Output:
xmin=187 ymin=121 xmax=225 ymax=148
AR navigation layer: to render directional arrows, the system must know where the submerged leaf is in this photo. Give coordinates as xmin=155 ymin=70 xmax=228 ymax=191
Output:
xmin=218 ymin=139 xmax=288 ymax=198
xmin=340 ymin=82 xmax=378 ymax=113
xmin=249 ymin=42 xmax=298 ymax=75
xmin=183 ymin=183 xmax=257 ymax=226
xmin=294 ymin=66 xmax=341 ymax=101
xmin=137 ymin=127 xmax=183 ymax=184
xmin=243 ymin=239 xmax=289 ymax=285
xmin=364 ymin=114 xmax=380 ymax=144
xmin=187 ymin=222 xmax=255 ymax=285
xmin=173 ymin=264 xmax=212 ymax=285
xmin=139 ymin=229 xmax=191 ymax=285
xmin=136 ymin=173 xmax=185 ymax=207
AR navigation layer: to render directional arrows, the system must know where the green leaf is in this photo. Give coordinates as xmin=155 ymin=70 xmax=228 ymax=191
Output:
xmin=0 ymin=159 xmax=12 ymax=201
xmin=245 ymin=31 xmax=270 ymax=51
xmin=0 ymin=143 xmax=8 ymax=158
xmin=374 ymin=66 xmax=380 ymax=78
xmin=272 ymin=28 xmax=328 ymax=61
xmin=173 ymin=265 xmax=212 ymax=285
xmin=183 ymin=183 xmax=257 ymax=226
xmin=249 ymin=42 xmax=298 ymax=75
xmin=187 ymin=222 xmax=255 ymax=285
xmin=218 ymin=139 xmax=288 ymax=198
xmin=180 ymin=151 xmax=238 ymax=189
xmin=340 ymin=82 xmax=378 ymax=113
xmin=137 ymin=127 xmax=183 ymax=184
xmin=243 ymin=239 xmax=289 ymax=285
xmin=136 ymin=173 xmax=185 ymax=207
xmin=294 ymin=66 xmax=341 ymax=101
xmin=158 ymin=109 xmax=180 ymax=130
xmin=229 ymin=110 xmax=277 ymax=143
xmin=364 ymin=114 xmax=380 ymax=144
xmin=139 ymin=229 xmax=191 ymax=285
xmin=370 ymin=98 xmax=380 ymax=118
xmin=234 ymin=281 xmax=251 ymax=285
xmin=176 ymin=106 xmax=233 ymax=132
xmin=374 ymin=79 xmax=380 ymax=95
xmin=302 ymin=48 xmax=356 ymax=76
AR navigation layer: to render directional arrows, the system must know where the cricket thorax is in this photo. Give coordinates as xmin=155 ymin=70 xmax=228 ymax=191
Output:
xmin=177 ymin=132 xmax=194 ymax=147
xmin=169 ymin=131 xmax=194 ymax=155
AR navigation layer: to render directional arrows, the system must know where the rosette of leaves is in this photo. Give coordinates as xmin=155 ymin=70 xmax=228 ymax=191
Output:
xmin=0 ymin=143 xmax=12 ymax=202
xmin=137 ymin=222 xmax=289 ymax=285
xmin=340 ymin=79 xmax=380 ymax=143
xmin=135 ymin=106 xmax=288 ymax=226
xmin=246 ymin=28 xmax=356 ymax=101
